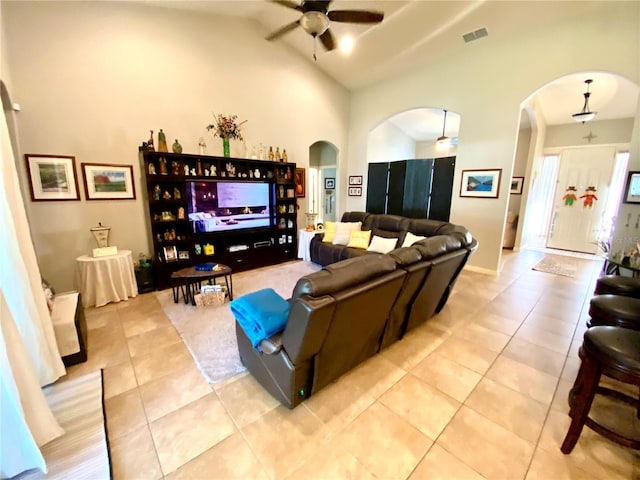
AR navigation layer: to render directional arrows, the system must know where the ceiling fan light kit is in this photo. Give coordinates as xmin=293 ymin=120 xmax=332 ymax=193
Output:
xmin=572 ymin=79 xmax=597 ymax=123
xmin=266 ymin=0 xmax=383 ymax=60
xmin=435 ymin=109 xmax=451 ymax=151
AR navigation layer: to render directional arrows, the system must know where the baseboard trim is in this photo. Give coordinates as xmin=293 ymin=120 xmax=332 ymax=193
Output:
xmin=463 ymin=264 xmax=499 ymax=276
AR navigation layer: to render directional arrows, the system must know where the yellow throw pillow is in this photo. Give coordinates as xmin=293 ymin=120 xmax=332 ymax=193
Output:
xmin=322 ymin=221 xmax=336 ymax=243
xmin=347 ymin=229 xmax=372 ymax=249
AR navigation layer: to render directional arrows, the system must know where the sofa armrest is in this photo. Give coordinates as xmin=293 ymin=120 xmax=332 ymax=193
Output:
xmin=259 ymin=332 xmax=284 ymax=354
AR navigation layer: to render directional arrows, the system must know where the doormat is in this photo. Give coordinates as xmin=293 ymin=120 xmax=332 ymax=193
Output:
xmin=532 ymin=254 xmax=577 ymax=277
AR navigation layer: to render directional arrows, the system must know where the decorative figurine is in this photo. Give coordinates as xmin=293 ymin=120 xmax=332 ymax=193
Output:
xmin=172 ymin=139 xmax=182 ymax=154
xmin=194 ymin=244 xmax=202 ymax=255
xmin=163 ymin=190 xmax=171 ymax=200
xmin=159 ymin=157 xmax=168 ymax=175
xmin=170 ymin=229 xmax=176 ymax=240
xmin=580 ymin=186 xmax=598 ymax=208
xmin=148 ymin=162 xmax=156 ymax=175
xmin=562 ymin=186 xmax=578 ymax=206
xmin=286 ymin=167 xmax=292 ymax=180
xmin=198 ymin=137 xmax=207 ymax=155
xmin=211 ymin=165 xmax=216 ymax=176
xmin=153 ymin=185 xmax=161 ymax=200
xmin=226 ymin=162 xmax=235 ymax=177
xmin=254 ymin=169 xmax=260 ymax=179
xmin=147 ymin=130 xmax=155 ymax=151
xmin=177 ymin=207 xmax=185 ymax=220
xmin=173 ymin=187 xmax=181 ymax=199
xmin=204 ymin=168 xmax=210 ymax=176
xmin=197 ymin=159 xmax=203 ymax=176
xmin=158 ymin=129 xmax=168 ymax=152
xmin=171 ymin=161 xmax=180 ymax=175
xmin=184 ymin=164 xmax=190 ymax=176
xmin=190 ymin=167 xmax=196 ymax=176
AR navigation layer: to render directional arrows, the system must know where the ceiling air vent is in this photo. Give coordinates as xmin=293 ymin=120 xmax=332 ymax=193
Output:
xmin=463 ymin=27 xmax=488 ymax=43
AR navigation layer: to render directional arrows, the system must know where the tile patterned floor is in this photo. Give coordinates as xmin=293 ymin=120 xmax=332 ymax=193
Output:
xmin=65 ymin=249 xmax=640 ymax=479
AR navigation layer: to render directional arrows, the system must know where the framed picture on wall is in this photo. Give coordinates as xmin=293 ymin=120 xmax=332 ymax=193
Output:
xmin=460 ymin=169 xmax=502 ymax=198
xmin=24 ymin=154 xmax=80 ymax=201
xmin=81 ymin=163 xmax=136 ymax=200
xmin=348 ymin=175 xmax=363 ymax=186
xmin=163 ymin=246 xmax=178 ymax=262
xmin=325 ymin=178 xmax=335 ymax=189
xmin=510 ymin=177 xmax=524 ymax=195
xmin=348 ymin=187 xmax=362 ymax=196
xmin=295 ymin=168 xmax=305 ymax=198
xmin=623 ymin=171 xmax=640 ymax=204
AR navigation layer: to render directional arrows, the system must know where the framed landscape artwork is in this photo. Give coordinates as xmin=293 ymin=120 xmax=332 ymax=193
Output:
xmin=510 ymin=177 xmax=524 ymax=195
xmin=81 ymin=163 xmax=136 ymax=200
xmin=623 ymin=171 xmax=640 ymax=204
xmin=460 ymin=169 xmax=502 ymax=198
xmin=25 ymin=154 xmax=80 ymax=201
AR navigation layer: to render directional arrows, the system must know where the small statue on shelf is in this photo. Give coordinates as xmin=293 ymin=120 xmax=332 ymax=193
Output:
xmin=282 ymin=149 xmax=288 ymax=163
xmin=147 ymin=130 xmax=155 ymax=151
xmin=184 ymin=164 xmax=190 ymax=176
xmin=204 ymin=168 xmax=210 ymax=176
xmin=177 ymin=206 xmax=185 ymax=220
xmin=159 ymin=157 xmax=168 ymax=175
xmin=211 ymin=165 xmax=217 ymax=176
xmin=170 ymin=229 xmax=176 ymax=240
xmin=197 ymin=159 xmax=203 ymax=176
xmin=171 ymin=161 xmax=180 ymax=176
xmin=198 ymin=137 xmax=207 ymax=155
xmin=153 ymin=185 xmax=161 ymax=201
xmin=226 ymin=162 xmax=235 ymax=177
xmin=148 ymin=162 xmax=156 ymax=175
xmin=172 ymin=139 xmax=182 ymax=154
xmin=190 ymin=167 xmax=196 ymax=176
xmin=162 ymin=190 xmax=172 ymax=200
xmin=173 ymin=187 xmax=181 ymax=199
xmin=254 ymin=169 xmax=260 ymax=179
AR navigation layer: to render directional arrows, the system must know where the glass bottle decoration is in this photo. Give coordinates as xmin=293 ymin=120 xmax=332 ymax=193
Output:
xmin=282 ymin=149 xmax=288 ymax=163
xmin=275 ymin=147 xmax=281 ymax=162
xmin=159 ymin=157 xmax=168 ymax=175
xmin=172 ymin=139 xmax=182 ymax=154
xmin=158 ymin=129 xmax=168 ymax=152
xmin=197 ymin=159 xmax=203 ymax=176
xmin=268 ymin=146 xmax=274 ymax=161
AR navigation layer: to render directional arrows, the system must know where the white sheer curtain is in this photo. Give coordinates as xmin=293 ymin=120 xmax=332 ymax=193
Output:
xmin=1 ymin=93 xmax=65 ymax=477
xmin=526 ymin=155 xmax=559 ymax=246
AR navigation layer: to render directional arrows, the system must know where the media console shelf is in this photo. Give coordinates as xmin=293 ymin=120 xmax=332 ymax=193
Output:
xmin=140 ymin=149 xmax=297 ymax=290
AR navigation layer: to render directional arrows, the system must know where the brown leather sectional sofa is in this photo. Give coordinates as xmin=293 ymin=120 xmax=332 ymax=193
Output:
xmin=234 ymin=212 xmax=477 ymax=408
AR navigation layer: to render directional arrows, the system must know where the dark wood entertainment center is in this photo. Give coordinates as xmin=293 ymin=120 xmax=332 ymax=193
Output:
xmin=140 ymin=149 xmax=298 ymax=290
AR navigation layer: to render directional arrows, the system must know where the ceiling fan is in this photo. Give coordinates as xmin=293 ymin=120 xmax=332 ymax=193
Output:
xmin=266 ymin=1 xmax=384 ymax=59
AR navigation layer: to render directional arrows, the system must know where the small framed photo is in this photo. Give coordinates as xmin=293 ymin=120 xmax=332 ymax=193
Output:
xmin=348 ymin=175 xmax=363 ymax=186
xmin=24 ymin=154 xmax=80 ymax=201
xmin=510 ymin=177 xmax=524 ymax=195
xmin=623 ymin=171 xmax=640 ymax=204
xmin=163 ymin=246 xmax=178 ymax=262
xmin=325 ymin=178 xmax=335 ymax=189
xmin=295 ymin=168 xmax=305 ymax=198
xmin=348 ymin=186 xmax=362 ymax=196
xmin=81 ymin=163 xmax=136 ymax=200
xmin=178 ymin=250 xmax=190 ymax=260
xmin=286 ymin=188 xmax=295 ymax=198
xmin=460 ymin=169 xmax=502 ymax=199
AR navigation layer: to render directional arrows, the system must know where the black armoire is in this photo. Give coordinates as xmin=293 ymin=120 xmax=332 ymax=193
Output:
xmin=366 ymin=157 xmax=455 ymax=221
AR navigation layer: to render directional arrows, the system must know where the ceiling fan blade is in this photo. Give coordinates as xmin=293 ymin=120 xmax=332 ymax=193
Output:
xmin=319 ymin=28 xmax=336 ymax=51
xmin=269 ymin=0 xmax=303 ymax=12
xmin=266 ymin=20 xmax=301 ymax=41
xmin=328 ymin=10 xmax=384 ymax=23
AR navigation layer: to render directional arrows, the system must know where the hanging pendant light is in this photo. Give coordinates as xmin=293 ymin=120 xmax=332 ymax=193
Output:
xmin=572 ymin=79 xmax=597 ymax=123
xmin=436 ymin=109 xmax=451 ymax=151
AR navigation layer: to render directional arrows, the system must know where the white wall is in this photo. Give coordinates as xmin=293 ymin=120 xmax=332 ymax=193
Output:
xmin=2 ymin=2 xmax=350 ymax=291
xmin=367 ymin=120 xmax=416 ymax=164
xmin=347 ymin=3 xmax=640 ymax=273
xmin=415 ymin=141 xmax=458 ymax=159
xmin=545 ymin=118 xmax=635 ymax=150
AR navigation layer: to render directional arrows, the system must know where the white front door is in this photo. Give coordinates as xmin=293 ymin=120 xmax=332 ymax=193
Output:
xmin=547 ymin=146 xmax=616 ymax=254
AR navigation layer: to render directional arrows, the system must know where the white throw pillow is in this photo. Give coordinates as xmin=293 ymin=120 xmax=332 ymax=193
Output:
xmin=367 ymin=235 xmax=398 ymax=254
xmin=401 ymin=232 xmax=427 ymax=248
xmin=332 ymin=221 xmax=362 ymax=245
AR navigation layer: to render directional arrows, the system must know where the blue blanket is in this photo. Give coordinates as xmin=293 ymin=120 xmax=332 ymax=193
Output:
xmin=230 ymin=288 xmax=290 ymax=348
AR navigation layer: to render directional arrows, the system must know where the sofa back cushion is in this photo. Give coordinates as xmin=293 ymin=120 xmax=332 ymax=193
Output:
xmin=408 ymin=218 xmax=451 ymax=237
xmin=341 ymin=211 xmax=370 ymax=225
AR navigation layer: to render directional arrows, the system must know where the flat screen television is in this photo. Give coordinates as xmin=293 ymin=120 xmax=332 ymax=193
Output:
xmin=186 ymin=180 xmax=273 ymax=233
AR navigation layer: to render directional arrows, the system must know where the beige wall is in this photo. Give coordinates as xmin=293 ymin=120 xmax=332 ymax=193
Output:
xmin=2 ymin=2 xmax=350 ymax=291
xmin=346 ymin=2 xmax=640 ymax=273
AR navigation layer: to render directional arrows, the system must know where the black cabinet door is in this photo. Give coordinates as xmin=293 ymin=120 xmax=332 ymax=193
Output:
xmin=366 ymin=163 xmax=389 ymax=214
xmin=402 ymin=159 xmax=433 ymax=218
xmin=387 ymin=161 xmax=407 ymax=216
xmin=429 ymin=156 xmax=455 ymax=221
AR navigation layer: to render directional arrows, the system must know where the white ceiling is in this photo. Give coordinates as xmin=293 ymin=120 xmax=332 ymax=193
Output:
xmin=143 ymin=1 xmax=638 ymax=139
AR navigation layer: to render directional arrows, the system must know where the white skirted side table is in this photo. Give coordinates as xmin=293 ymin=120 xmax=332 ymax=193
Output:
xmin=75 ymin=249 xmax=138 ymax=307
xmin=297 ymin=229 xmax=318 ymax=262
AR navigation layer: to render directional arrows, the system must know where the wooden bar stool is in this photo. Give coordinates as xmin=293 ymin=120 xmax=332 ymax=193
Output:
xmin=561 ymin=326 xmax=640 ymax=454
xmin=588 ymin=295 xmax=640 ymax=331
xmin=595 ymin=275 xmax=640 ymax=297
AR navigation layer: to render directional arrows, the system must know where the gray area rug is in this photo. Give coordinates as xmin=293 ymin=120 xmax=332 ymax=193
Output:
xmin=156 ymin=260 xmax=321 ymax=384
xmin=532 ymin=254 xmax=577 ymax=277
xmin=18 ymin=370 xmax=111 ymax=480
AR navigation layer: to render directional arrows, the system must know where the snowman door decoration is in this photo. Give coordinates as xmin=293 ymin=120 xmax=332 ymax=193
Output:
xmin=580 ymin=186 xmax=598 ymax=208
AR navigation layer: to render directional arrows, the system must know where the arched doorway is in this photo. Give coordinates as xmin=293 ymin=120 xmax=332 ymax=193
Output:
xmin=309 ymin=141 xmax=338 ymax=225
xmin=513 ymin=71 xmax=638 ymax=255
xmin=366 ymin=108 xmax=460 ymax=220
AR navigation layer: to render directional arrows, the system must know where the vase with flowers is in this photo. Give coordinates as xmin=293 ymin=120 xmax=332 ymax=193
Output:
xmin=206 ymin=113 xmax=247 ymax=158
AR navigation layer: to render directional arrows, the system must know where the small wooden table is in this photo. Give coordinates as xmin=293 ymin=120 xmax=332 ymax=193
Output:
xmin=170 ymin=264 xmax=233 ymax=306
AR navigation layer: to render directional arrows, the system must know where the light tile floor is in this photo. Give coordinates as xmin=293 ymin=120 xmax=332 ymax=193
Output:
xmin=65 ymin=249 xmax=640 ymax=479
